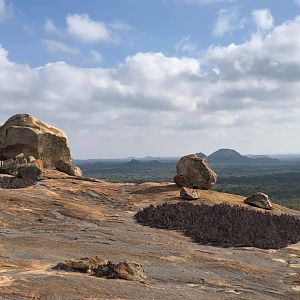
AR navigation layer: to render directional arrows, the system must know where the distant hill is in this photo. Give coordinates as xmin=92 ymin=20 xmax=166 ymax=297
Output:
xmin=208 ymin=149 xmax=252 ymax=164
xmin=207 ymin=149 xmax=279 ymax=164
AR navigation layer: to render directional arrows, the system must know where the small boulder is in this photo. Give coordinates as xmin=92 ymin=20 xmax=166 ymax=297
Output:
xmin=244 ymin=192 xmax=273 ymax=210
xmin=114 ymin=262 xmax=147 ymax=284
xmin=175 ymin=154 xmax=217 ymax=189
xmin=53 ymin=257 xmax=147 ymax=283
xmin=55 ymin=160 xmax=82 ymax=177
xmin=53 ymin=257 xmax=109 ymax=273
xmin=54 ymin=257 xmax=92 ymax=273
xmin=17 ymin=163 xmax=43 ymax=181
xmin=180 ymin=187 xmax=201 ymax=200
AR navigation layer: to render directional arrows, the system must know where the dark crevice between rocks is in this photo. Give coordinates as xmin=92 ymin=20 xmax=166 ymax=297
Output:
xmin=135 ymin=202 xmax=300 ymax=249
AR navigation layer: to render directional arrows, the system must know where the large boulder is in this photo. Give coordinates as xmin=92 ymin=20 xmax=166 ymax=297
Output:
xmin=0 ymin=114 xmax=71 ymax=168
xmin=244 ymin=192 xmax=273 ymax=210
xmin=174 ymin=154 xmax=217 ymax=189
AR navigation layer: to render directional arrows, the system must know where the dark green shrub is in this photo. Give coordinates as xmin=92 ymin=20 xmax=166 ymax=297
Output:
xmin=135 ymin=203 xmax=300 ymax=249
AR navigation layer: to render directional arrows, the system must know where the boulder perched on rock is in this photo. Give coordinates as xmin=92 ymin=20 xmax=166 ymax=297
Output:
xmin=180 ymin=187 xmax=201 ymax=200
xmin=174 ymin=154 xmax=217 ymax=189
xmin=244 ymin=192 xmax=273 ymax=210
xmin=55 ymin=160 xmax=82 ymax=177
xmin=0 ymin=114 xmax=71 ymax=168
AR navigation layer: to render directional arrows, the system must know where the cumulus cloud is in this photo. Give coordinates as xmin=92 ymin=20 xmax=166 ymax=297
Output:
xmin=66 ymin=14 xmax=111 ymax=43
xmin=251 ymin=9 xmax=274 ymax=31
xmin=1 ymin=16 xmax=300 ymax=157
xmin=212 ymin=8 xmax=245 ymax=37
xmin=42 ymin=39 xmax=79 ymax=55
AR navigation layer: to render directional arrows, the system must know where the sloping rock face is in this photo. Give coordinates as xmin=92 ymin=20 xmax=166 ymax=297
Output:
xmin=245 ymin=192 xmax=273 ymax=210
xmin=174 ymin=154 xmax=217 ymax=189
xmin=0 ymin=114 xmax=71 ymax=168
xmin=0 ymin=175 xmax=299 ymax=299
xmin=180 ymin=187 xmax=201 ymax=200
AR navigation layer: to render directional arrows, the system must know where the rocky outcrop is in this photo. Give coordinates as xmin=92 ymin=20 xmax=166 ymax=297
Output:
xmin=55 ymin=160 xmax=82 ymax=177
xmin=174 ymin=154 xmax=217 ymax=189
xmin=54 ymin=257 xmax=147 ymax=284
xmin=0 ymin=114 xmax=71 ymax=168
xmin=180 ymin=187 xmax=201 ymax=200
xmin=0 ymin=114 xmax=81 ymax=176
xmin=244 ymin=192 xmax=273 ymax=210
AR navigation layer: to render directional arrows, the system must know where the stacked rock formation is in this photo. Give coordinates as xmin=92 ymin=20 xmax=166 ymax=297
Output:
xmin=175 ymin=154 xmax=217 ymax=189
xmin=174 ymin=154 xmax=217 ymax=200
xmin=0 ymin=114 xmax=81 ymax=179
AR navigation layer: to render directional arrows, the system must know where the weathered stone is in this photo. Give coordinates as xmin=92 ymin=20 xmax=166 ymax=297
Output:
xmin=174 ymin=174 xmax=191 ymax=188
xmin=17 ymin=163 xmax=43 ymax=181
xmin=54 ymin=257 xmax=147 ymax=283
xmin=175 ymin=154 xmax=217 ymax=189
xmin=180 ymin=187 xmax=201 ymax=200
xmin=244 ymin=192 xmax=273 ymax=210
xmin=0 ymin=114 xmax=72 ymax=168
xmin=53 ymin=258 xmax=92 ymax=273
xmin=114 ymin=262 xmax=147 ymax=284
xmin=53 ymin=257 xmax=109 ymax=273
xmin=27 ymin=156 xmax=36 ymax=163
xmin=55 ymin=160 xmax=82 ymax=177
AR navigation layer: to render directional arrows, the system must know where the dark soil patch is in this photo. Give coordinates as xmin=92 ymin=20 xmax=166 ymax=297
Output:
xmin=0 ymin=177 xmax=36 ymax=189
xmin=135 ymin=202 xmax=300 ymax=249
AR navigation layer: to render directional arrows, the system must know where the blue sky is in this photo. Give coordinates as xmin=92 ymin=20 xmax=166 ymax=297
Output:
xmin=1 ymin=0 xmax=300 ymax=158
xmin=2 ymin=0 xmax=299 ymax=67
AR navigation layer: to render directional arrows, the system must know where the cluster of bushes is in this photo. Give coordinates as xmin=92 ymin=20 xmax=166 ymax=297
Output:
xmin=135 ymin=203 xmax=300 ymax=249
xmin=0 ymin=177 xmax=36 ymax=189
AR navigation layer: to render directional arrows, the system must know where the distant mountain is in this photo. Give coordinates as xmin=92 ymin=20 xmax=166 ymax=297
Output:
xmin=208 ymin=149 xmax=252 ymax=164
xmin=196 ymin=152 xmax=207 ymax=159
xmin=127 ymin=159 xmax=142 ymax=166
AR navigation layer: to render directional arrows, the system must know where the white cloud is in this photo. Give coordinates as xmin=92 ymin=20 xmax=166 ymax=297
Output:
xmin=89 ymin=49 xmax=102 ymax=63
xmin=2 ymin=16 xmax=300 ymax=156
xmin=251 ymin=9 xmax=274 ymax=31
xmin=294 ymin=0 xmax=300 ymax=5
xmin=44 ymin=18 xmax=57 ymax=33
xmin=175 ymin=36 xmax=199 ymax=56
xmin=42 ymin=39 xmax=79 ymax=55
xmin=213 ymin=8 xmax=245 ymax=37
xmin=66 ymin=13 xmax=111 ymax=43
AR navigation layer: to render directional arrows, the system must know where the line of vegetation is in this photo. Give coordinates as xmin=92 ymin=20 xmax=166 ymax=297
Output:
xmin=135 ymin=202 xmax=300 ymax=249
